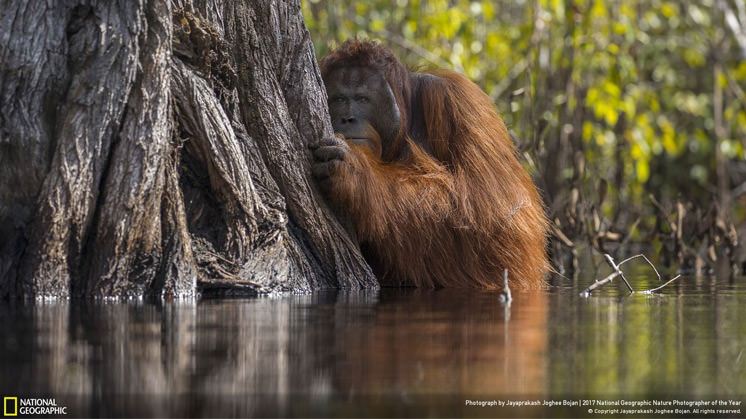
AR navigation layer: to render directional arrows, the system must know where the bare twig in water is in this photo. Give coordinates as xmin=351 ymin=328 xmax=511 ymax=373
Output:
xmin=499 ymin=269 xmax=512 ymax=322
xmin=499 ymin=269 xmax=512 ymax=304
xmin=603 ymin=253 xmax=635 ymax=293
xmin=640 ymin=275 xmax=682 ymax=294
xmin=580 ymin=253 xmax=683 ymax=297
xmin=579 ymin=270 xmax=623 ymax=298
xmin=616 ymin=254 xmax=662 ymax=281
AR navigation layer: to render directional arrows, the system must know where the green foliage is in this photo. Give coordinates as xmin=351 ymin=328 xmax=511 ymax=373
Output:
xmin=303 ymin=0 xmax=746 ymax=240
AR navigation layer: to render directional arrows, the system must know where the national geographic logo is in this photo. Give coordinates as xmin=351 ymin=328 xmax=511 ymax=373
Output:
xmin=3 ymin=398 xmax=16 ymax=417
xmin=3 ymin=397 xmax=67 ymax=416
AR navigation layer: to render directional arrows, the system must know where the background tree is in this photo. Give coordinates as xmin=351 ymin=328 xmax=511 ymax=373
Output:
xmin=0 ymin=0 xmax=376 ymax=299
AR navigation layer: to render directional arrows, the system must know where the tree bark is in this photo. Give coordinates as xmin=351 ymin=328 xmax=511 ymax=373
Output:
xmin=0 ymin=0 xmax=376 ymax=299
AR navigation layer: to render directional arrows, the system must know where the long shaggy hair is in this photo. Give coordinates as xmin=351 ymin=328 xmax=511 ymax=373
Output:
xmin=320 ymin=39 xmax=548 ymax=288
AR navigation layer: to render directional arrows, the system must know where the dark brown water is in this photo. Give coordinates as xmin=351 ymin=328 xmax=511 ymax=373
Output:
xmin=1 ymin=272 xmax=745 ymax=418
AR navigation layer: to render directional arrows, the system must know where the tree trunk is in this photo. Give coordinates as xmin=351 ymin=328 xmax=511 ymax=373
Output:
xmin=0 ymin=0 xmax=376 ymax=299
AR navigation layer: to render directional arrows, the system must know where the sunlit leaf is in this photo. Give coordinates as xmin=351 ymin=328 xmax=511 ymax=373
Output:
xmin=370 ymin=19 xmax=385 ymax=32
xmin=660 ymin=2 xmax=677 ymax=19
xmin=636 ymin=159 xmax=650 ymax=182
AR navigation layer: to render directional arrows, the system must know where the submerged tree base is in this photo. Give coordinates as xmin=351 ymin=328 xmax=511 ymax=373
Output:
xmin=0 ymin=1 xmax=377 ymax=300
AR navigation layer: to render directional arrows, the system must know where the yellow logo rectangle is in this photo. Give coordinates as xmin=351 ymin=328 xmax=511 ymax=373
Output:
xmin=3 ymin=397 xmax=17 ymax=416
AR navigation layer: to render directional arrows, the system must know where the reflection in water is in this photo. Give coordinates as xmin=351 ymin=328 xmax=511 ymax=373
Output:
xmin=331 ymin=290 xmax=547 ymax=397
xmin=549 ymin=276 xmax=746 ymax=399
xmin=1 ymin=277 xmax=745 ymax=417
xmin=0 ymin=290 xmax=546 ymax=417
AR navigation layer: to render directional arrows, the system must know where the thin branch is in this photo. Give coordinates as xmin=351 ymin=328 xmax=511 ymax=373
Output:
xmin=640 ymin=275 xmax=682 ymax=294
xmin=552 ymin=223 xmax=575 ymax=247
xmin=580 ymin=253 xmax=684 ymax=297
xmin=723 ymin=66 xmax=746 ymax=104
xmin=579 ymin=270 xmax=622 ymax=297
xmin=490 ymin=58 xmax=529 ymax=101
xmin=722 ymin=0 xmax=746 ymax=58
xmin=604 ymin=253 xmax=635 ymax=293
xmin=617 ymin=254 xmax=662 ymax=281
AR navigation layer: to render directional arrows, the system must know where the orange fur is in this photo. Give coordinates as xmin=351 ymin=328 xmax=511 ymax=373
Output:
xmin=320 ymin=40 xmax=548 ymax=288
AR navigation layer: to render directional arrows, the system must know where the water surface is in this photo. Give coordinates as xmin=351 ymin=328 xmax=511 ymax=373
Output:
xmin=1 ymin=273 xmax=745 ymax=417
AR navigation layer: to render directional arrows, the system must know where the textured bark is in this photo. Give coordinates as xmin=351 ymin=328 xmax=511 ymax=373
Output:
xmin=0 ymin=0 xmax=376 ymax=299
